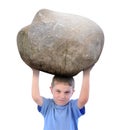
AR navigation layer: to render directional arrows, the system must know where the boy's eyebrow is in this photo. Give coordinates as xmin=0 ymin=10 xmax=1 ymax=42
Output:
xmin=56 ymin=89 xmax=61 ymax=92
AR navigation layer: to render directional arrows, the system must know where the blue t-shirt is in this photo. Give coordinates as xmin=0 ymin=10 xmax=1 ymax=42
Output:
xmin=37 ymin=97 xmax=85 ymax=130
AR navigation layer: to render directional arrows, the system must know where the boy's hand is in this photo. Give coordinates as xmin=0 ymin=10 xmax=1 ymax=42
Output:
xmin=83 ymin=65 xmax=94 ymax=75
xmin=32 ymin=68 xmax=39 ymax=73
xmin=84 ymin=64 xmax=94 ymax=72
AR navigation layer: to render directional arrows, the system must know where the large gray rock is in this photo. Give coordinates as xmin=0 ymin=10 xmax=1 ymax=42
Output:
xmin=17 ymin=9 xmax=104 ymax=76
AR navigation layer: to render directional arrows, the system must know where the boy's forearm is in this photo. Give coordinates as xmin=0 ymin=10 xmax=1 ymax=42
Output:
xmin=82 ymin=69 xmax=90 ymax=100
xmin=78 ymin=69 xmax=90 ymax=108
xmin=82 ymin=70 xmax=90 ymax=101
xmin=32 ymin=70 xmax=42 ymax=104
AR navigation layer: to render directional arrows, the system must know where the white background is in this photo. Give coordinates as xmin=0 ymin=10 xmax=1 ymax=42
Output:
xmin=0 ymin=0 xmax=113 ymax=130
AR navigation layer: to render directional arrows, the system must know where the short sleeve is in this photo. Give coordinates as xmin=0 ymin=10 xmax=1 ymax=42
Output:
xmin=37 ymin=97 xmax=53 ymax=117
xmin=70 ymin=99 xmax=85 ymax=118
xmin=80 ymin=106 xmax=85 ymax=115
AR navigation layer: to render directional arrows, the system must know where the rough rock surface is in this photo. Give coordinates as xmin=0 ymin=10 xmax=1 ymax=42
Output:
xmin=17 ymin=9 xmax=104 ymax=76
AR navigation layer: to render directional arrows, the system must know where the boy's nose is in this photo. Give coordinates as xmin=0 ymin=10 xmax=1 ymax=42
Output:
xmin=60 ymin=93 xmax=65 ymax=99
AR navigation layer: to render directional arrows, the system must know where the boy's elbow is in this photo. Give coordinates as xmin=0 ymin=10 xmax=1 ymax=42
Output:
xmin=32 ymin=94 xmax=43 ymax=105
xmin=32 ymin=94 xmax=39 ymax=102
xmin=82 ymin=96 xmax=89 ymax=104
xmin=32 ymin=94 xmax=37 ymax=102
xmin=78 ymin=97 xmax=89 ymax=108
xmin=82 ymin=97 xmax=88 ymax=104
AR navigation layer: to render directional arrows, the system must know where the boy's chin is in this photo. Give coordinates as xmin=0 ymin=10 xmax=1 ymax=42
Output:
xmin=55 ymin=101 xmax=68 ymax=106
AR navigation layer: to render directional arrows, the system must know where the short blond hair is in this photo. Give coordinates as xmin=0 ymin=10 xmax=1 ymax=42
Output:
xmin=51 ymin=75 xmax=75 ymax=88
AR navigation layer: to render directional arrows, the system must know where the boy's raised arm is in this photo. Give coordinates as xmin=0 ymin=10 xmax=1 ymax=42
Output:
xmin=77 ymin=67 xmax=92 ymax=109
xmin=32 ymin=69 xmax=43 ymax=106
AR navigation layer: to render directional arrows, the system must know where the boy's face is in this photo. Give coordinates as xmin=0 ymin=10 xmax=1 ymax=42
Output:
xmin=50 ymin=82 xmax=74 ymax=106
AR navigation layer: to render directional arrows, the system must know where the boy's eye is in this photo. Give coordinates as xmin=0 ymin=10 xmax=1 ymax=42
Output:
xmin=55 ymin=90 xmax=70 ymax=94
xmin=65 ymin=91 xmax=70 ymax=94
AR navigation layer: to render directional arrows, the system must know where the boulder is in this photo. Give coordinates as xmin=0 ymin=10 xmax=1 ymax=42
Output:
xmin=17 ymin=9 xmax=104 ymax=76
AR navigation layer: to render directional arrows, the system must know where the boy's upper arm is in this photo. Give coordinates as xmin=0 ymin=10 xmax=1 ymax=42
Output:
xmin=72 ymin=100 xmax=85 ymax=116
xmin=37 ymin=97 xmax=44 ymax=112
xmin=37 ymin=97 xmax=52 ymax=116
xmin=76 ymin=99 xmax=85 ymax=115
xmin=77 ymin=98 xmax=84 ymax=109
xmin=33 ymin=96 xmax=43 ymax=106
xmin=37 ymin=96 xmax=44 ymax=106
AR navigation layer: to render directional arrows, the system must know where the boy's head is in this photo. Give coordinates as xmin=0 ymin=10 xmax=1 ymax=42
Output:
xmin=50 ymin=75 xmax=75 ymax=106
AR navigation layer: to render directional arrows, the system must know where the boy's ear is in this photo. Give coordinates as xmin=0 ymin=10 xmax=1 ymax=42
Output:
xmin=71 ymin=90 xmax=75 ymax=97
xmin=72 ymin=89 xmax=75 ymax=94
xmin=50 ymin=86 xmax=53 ymax=93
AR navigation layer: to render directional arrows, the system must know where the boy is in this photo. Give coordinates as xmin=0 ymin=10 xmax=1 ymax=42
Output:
xmin=32 ymin=67 xmax=92 ymax=130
